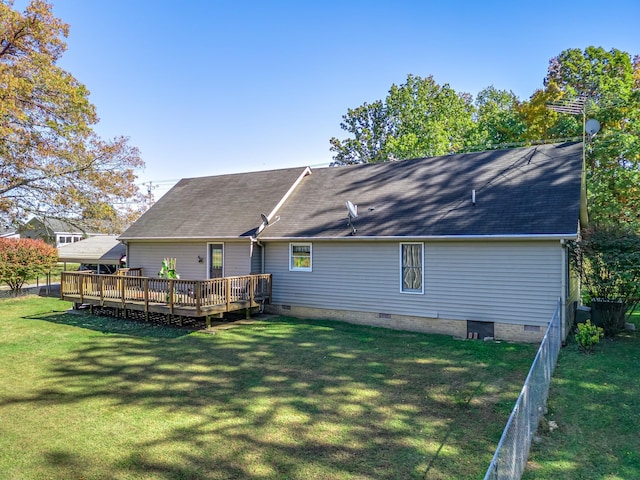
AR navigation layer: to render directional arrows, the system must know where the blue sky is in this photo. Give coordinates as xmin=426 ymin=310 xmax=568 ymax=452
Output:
xmin=22 ymin=1 xmax=640 ymax=198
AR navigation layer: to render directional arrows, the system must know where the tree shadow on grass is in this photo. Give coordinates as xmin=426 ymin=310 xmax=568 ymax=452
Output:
xmin=3 ymin=316 xmax=535 ymax=479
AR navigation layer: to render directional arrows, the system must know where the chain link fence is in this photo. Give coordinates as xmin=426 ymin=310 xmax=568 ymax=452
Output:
xmin=484 ymin=300 xmax=562 ymax=480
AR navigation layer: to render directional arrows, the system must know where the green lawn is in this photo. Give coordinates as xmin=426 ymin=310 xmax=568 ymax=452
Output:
xmin=0 ymin=296 xmax=536 ymax=480
xmin=523 ymin=310 xmax=640 ymax=479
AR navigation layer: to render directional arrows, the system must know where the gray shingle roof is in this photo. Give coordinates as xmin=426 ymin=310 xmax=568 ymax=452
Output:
xmin=265 ymin=142 xmax=583 ymax=238
xmin=121 ymin=142 xmax=584 ymax=241
xmin=119 ymin=167 xmax=309 ymax=239
xmin=22 ymin=217 xmax=96 ymax=234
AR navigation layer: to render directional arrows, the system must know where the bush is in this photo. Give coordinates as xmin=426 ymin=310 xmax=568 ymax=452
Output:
xmin=0 ymin=238 xmax=58 ymax=293
xmin=575 ymin=320 xmax=604 ymax=353
xmin=570 ymin=225 xmax=640 ymax=336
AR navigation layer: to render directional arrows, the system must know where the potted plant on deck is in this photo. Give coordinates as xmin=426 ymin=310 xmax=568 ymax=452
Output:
xmin=158 ymin=258 xmax=180 ymax=303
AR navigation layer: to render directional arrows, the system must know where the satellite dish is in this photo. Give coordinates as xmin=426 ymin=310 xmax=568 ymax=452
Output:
xmin=345 ymin=200 xmax=358 ymax=218
xmin=585 ymin=119 xmax=600 ymax=136
xmin=260 ymin=213 xmax=269 ymax=225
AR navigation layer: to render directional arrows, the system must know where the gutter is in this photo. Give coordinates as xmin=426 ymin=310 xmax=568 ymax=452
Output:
xmin=257 ymin=233 xmax=580 ymax=242
xmin=117 ymin=236 xmax=254 ymax=241
xmin=119 ymin=233 xmax=579 ymax=243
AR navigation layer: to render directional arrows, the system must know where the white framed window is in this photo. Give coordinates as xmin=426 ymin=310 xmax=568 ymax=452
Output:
xmin=290 ymin=243 xmax=312 ymax=271
xmin=400 ymin=242 xmax=424 ymax=294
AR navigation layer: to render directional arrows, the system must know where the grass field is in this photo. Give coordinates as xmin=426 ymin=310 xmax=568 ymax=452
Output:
xmin=0 ymin=296 xmax=536 ymax=480
xmin=523 ymin=310 xmax=640 ymax=479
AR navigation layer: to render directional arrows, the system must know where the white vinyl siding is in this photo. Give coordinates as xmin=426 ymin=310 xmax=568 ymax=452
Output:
xmin=127 ymin=241 xmax=250 ymax=279
xmin=266 ymin=240 xmax=563 ymax=327
xmin=224 ymin=243 xmax=251 ymax=277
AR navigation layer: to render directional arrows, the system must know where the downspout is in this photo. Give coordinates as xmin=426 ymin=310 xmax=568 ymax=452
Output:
xmin=560 ymin=239 xmax=568 ymax=342
xmin=250 ymin=236 xmax=265 ymax=274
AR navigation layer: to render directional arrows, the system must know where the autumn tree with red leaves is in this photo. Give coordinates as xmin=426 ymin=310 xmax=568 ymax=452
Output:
xmin=0 ymin=238 xmax=57 ymax=293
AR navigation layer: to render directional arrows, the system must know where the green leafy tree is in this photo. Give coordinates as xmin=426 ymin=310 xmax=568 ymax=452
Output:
xmin=0 ymin=237 xmax=57 ymax=293
xmin=329 ymin=100 xmax=391 ymax=165
xmin=534 ymin=47 xmax=640 ymax=225
xmin=384 ymin=75 xmax=476 ymax=159
xmin=0 ymin=0 xmax=144 ymax=232
xmin=330 ymin=75 xmax=476 ymax=165
xmin=474 ymin=86 xmax=526 ymax=147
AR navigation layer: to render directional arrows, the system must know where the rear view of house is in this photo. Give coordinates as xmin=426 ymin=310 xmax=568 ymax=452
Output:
xmin=119 ymin=142 xmax=586 ymax=342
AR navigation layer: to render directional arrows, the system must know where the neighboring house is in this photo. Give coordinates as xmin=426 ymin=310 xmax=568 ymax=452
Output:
xmin=119 ymin=142 xmax=586 ymax=342
xmin=0 ymin=227 xmax=19 ymax=239
xmin=19 ymin=217 xmax=99 ymax=248
xmin=57 ymin=235 xmax=127 ymax=274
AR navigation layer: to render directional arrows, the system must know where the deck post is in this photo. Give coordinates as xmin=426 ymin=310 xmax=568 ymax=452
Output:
xmin=250 ymin=276 xmax=255 ymax=307
xmin=195 ymin=281 xmax=202 ymax=316
xmin=98 ymin=275 xmax=104 ymax=307
xmin=79 ymin=274 xmax=84 ymax=304
xmin=143 ymin=278 xmax=149 ymax=313
xmin=120 ymin=275 xmax=126 ymax=309
xmin=169 ymin=280 xmax=174 ymax=314
xmin=206 ymin=315 xmax=211 ymax=328
xmin=226 ymin=277 xmax=231 ymax=312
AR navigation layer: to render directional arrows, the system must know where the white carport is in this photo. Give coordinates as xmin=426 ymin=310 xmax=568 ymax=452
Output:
xmin=57 ymin=235 xmax=126 ymax=273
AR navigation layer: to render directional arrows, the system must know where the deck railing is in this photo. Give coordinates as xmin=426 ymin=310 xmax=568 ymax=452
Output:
xmin=61 ymin=272 xmax=272 ymax=317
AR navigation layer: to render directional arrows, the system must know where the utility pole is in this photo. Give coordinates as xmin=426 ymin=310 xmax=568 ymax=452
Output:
xmin=142 ymin=181 xmax=157 ymax=209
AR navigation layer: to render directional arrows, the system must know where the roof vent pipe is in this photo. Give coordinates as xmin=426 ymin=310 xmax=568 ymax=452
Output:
xmin=472 ymin=189 xmax=476 ymax=206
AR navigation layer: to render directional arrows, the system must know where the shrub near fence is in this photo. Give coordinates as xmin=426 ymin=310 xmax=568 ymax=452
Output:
xmin=484 ymin=300 xmax=562 ymax=480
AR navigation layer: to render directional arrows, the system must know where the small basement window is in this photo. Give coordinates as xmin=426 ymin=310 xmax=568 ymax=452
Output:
xmin=290 ymin=243 xmax=312 ymax=271
xmin=467 ymin=320 xmax=495 ymax=340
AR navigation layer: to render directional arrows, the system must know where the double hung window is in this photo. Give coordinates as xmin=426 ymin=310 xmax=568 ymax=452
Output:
xmin=290 ymin=243 xmax=312 ymax=271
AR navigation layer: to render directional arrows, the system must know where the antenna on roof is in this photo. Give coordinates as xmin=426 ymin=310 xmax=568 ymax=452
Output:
xmin=260 ymin=213 xmax=269 ymax=226
xmin=345 ymin=200 xmax=358 ymax=235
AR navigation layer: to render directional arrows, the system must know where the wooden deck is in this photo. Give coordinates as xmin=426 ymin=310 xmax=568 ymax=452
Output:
xmin=60 ymin=271 xmax=272 ymax=322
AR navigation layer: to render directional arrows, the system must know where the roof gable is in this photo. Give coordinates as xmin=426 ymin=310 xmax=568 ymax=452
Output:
xmin=120 ymin=166 xmax=310 ymax=240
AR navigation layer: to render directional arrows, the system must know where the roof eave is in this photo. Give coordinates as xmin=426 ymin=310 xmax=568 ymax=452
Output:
xmin=118 ymin=236 xmax=253 ymax=242
xmin=258 ymin=233 xmax=579 ymax=242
